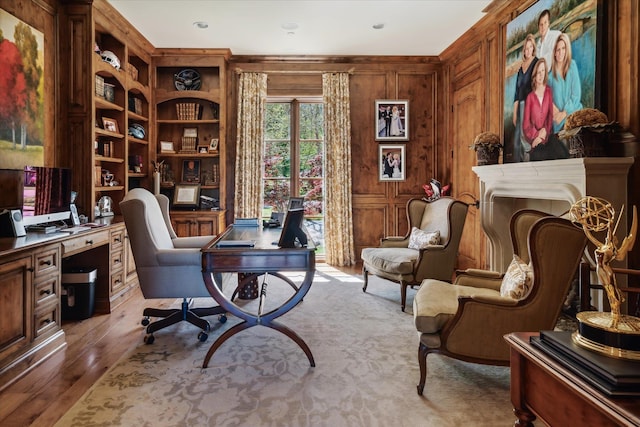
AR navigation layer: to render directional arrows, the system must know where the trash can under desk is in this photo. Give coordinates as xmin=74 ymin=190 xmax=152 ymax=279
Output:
xmin=62 ymin=268 xmax=97 ymax=320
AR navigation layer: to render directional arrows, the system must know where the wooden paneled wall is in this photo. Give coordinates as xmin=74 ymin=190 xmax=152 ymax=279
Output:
xmin=228 ymin=58 xmax=444 ymax=259
xmin=7 ymin=0 xmax=639 ymax=270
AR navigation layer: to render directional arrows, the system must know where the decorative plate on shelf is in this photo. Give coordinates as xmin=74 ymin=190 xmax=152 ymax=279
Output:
xmin=174 ymin=69 xmax=201 ymax=91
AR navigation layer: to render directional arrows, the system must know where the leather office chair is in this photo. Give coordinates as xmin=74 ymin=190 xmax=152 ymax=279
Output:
xmin=120 ymin=188 xmax=226 ymax=344
xmin=413 ymin=211 xmax=587 ymax=395
xmin=361 ymin=197 xmax=469 ymax=311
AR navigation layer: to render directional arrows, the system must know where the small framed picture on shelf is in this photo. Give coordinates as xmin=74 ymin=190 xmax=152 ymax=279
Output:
xmin=173 ymin=184 xmax=200 ymax=208
xmin=102 ymin=117 xmax=119 ymax=133
xmin=160 ymin=141 xmax=175 ymax=153
xmin=183 ymin=127 xmax=198 ymax=138
xmin=181 ymin=159 xmax=200 ymax=183
xmin=209 ymin=138 xmax=219 ymax=152
xmin=198 ymin=144 xmax=209 ymax=154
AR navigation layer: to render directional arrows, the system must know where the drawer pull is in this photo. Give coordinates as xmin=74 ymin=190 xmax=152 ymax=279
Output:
xmin=114 ymin=258 xmax=121 ymax=264
xmin=40 ymin=260 xmax=52 ymax=266
xmin=40 ymin=289 xmax=52 ymax=295
xmin=114 ymin=237 xmax=122 ymax=243
xmin=27 ymin=267 xmax=35 ymax=272
xmin=115 ymin=279 xmax=122 ymax=285
xmin=40 ymin=318 xmax=51 ymax=326
xmin=85 ymin=239 xmax=94 ymax=245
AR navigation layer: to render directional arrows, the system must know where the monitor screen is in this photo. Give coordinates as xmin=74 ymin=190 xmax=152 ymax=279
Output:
xmin=22 ymin=166 xmax=72 ymax=227
xmin=277 ymin=208 xmax=308 ymax=248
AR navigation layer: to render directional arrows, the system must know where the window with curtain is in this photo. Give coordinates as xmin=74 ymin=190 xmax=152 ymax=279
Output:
xmin=263 ymin=98 xmax=325 ymax=252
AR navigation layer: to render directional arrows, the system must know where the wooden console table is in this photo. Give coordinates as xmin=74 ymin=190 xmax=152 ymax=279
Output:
xmin=505 ymin=332 xmax=640 ymax=426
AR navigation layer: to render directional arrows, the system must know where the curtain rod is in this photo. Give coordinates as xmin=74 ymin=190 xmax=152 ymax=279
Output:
xmin=234 ymin=68 xmax=355 ymax=75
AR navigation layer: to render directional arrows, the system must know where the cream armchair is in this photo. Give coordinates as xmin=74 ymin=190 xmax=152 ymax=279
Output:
xmin=361 ymin=197 xmax=469 ymax=311
xmin=413 ymin=211 xmax=587 ymax=395
xmin=120 ymin=188 xmax=226 ymax=344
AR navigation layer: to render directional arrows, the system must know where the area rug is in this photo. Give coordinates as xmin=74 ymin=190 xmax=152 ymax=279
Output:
xmin=57 ymin=265 xmax=514 ymax=427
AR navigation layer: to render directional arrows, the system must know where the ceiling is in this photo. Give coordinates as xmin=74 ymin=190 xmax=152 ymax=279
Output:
xmin=107 ymin=0 xmax=492 ymax=56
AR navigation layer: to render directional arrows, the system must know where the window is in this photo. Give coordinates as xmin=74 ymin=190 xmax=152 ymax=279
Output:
xmin=263 ymin=99 xmax=324 ymax=251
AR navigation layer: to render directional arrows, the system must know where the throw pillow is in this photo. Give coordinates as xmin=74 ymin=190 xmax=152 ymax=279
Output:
xmin=500 ymin=254 xmax=534 ymax=300
xmin=408 ymin=227 xmax=440 ymax=250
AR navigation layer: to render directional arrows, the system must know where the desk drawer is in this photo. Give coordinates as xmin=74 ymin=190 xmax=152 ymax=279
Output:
xmin=110 ymin=227 xmax=125 ymax=248
xmin=34 ymin=275 xmax=58 ymax=308
xmin=33 ymin=246 xmax=60 ymax=279
xmin=34 ymin=304 xmax=58 ymax=338
xmin=111 ymin=248 xmax=124 ymax=273
xmin=110 ymin=270 xmax=125 ymax=294
xmin=62 ymin=230 xmax=109 ymax=256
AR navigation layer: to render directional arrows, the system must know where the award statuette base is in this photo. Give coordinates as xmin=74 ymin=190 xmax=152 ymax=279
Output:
xmin=572 ymin=311 xmax=640 ymax=360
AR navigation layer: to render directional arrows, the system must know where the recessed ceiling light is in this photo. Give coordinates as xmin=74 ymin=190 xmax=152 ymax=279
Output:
xmin=193 ymin=21 xmax=209 ymax=29
xmin=373 ymin=23 xmax=384 ymax=30
xmin=281 ymin=22 xmax=299 ymax=31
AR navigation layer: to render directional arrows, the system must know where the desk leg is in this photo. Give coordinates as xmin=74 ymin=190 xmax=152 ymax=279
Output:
xmin=202 ymin=321 xmax=252 ymax=368
xmin=202 ymin=270 xmax=316 ymax=368
xmin=267 ymin=321 xmax=315 ymax=367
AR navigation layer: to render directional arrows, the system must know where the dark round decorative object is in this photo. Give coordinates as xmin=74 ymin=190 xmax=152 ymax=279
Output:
xmin=174 ymin=68 xmax=201 ymax=91
xmin=128 ymin=123 xmax=145 ymax=139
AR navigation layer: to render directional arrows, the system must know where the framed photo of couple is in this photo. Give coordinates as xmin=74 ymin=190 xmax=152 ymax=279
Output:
xmin=379 ymin=144 xmax=405 ymax=181
xmin=375 ymin=100 xmax=408 ymax=141
xmin=503 ymin=0 xmax=601 ymax=163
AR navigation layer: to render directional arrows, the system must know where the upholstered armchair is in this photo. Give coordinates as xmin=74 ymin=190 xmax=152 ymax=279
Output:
xmin=361 ymin=197 xmax=469 ymax=311
xmin=413 ymin=211 xmax=588 ymax=395
xmin=120 ymin=188 xmax=226 ymax=344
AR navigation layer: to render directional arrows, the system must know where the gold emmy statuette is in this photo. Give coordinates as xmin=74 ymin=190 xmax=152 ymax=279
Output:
xmin=570 ymin=196 xmax=640 ymax=360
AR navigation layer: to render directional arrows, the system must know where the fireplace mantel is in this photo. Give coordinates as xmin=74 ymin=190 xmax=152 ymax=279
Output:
xmin=473 ymin=157 xmax=634 ymax=272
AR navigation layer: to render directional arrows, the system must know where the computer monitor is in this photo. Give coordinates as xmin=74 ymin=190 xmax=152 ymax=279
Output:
xmin=277 ymin=208 xmax=308 ymax=248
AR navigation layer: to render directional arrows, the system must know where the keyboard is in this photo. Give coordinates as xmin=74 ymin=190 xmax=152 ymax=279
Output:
xmin=64 ymin=226 xmax=91 ymax=233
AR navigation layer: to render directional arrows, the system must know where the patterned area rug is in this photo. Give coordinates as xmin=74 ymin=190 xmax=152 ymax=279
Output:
xmin=57 ymin=265 xmax=514 ymax=427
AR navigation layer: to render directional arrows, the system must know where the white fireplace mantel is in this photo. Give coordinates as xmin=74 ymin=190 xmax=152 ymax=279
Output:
xmin=473 ymin=157 xmax=634 ymax=272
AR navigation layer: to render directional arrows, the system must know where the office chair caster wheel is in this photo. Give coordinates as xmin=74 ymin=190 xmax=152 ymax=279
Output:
xmin=141 ymin=317 xmax=150 ymax=326
xmin=198 ymin=331 xmax=208 ymax=342
xmin=144 ymin=334 xmax=155 ymax=344
xmin=218 ymin=314 xmax=227 ymax=324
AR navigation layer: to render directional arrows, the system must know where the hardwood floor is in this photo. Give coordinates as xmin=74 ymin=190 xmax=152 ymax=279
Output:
xmin=0 ymin=263 xmax=362 ymax=426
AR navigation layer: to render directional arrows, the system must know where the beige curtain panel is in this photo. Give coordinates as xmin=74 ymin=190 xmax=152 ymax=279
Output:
xmin=234 ymin=72 xmax=267 ymax=219
xmin=323 ymin=72 xmax=356 ymax=266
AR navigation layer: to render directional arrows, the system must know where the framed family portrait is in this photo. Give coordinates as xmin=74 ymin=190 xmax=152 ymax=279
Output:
xmin=181 ymin=159 xmax=200 ymax=183
xmin=379 ymin=144 xmax=405 ymax=181
xmin=102 ymin=117 xmax=119 ymax=133
xmin=502 ymin=0 xmax=601 ymax=163
xmin=375 ymin=100 xmax=408 ymax=141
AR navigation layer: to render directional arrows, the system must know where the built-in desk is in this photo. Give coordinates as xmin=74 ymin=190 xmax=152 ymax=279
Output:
xmin=0 ymin=220 xmax=138 ymax=391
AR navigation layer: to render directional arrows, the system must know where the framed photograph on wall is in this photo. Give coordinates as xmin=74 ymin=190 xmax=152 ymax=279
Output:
xmin=375 ymin=100 xmax=409 ymax=141
xmin=181 ymin=159 xmax=200 ymax=183
xmin=503 ymin=0 xmax=601 ymax=163
xmin=379 ymin=144 xmax=406 ymax=181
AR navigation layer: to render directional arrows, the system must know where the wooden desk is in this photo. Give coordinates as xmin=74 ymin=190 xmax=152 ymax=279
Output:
xmin=0 ymin=221 xmax=138 ymax=391
xmin=201 ymin=225 xmax=316 ymax=368
xmin=505 ymin=332 xmax=640 ymax=426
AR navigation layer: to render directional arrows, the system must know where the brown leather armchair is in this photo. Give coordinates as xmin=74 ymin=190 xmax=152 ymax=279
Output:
xmin=361 ymin=197 xmax=469 ymax=311
xmin=413 ymin=210 xmax=587 ymax=395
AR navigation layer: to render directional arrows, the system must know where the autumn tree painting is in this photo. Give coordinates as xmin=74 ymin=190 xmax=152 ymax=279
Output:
xmin=0 ymin=9 xmax=45 ymax=168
